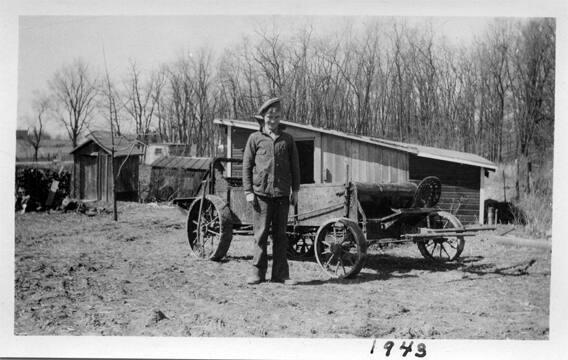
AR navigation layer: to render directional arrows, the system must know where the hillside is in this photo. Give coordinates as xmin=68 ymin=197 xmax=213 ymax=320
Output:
xmin=16 ymin=138 xmax=74 ymax=161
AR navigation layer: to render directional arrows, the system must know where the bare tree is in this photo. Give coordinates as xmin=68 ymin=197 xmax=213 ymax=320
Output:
xmin=27 ymin=93 xmax=51 ymax=162
xmin=49 ymin=59 xmax=98 ymax=147
xmin=508 ymin=19 xmax=555 ymax=195
xmin=123 ymin=61 xmax=162 ymax=143
xmin=97 ymin=71 xmax=123 ymax=136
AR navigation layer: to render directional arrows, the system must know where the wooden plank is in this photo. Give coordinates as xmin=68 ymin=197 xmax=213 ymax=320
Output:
xmin=345 ymin=139 xmax=352 ymax=181
xmin=84 ymin=155 xmax=97 ymax=200
xmin=456 ymin=215 xmax=478 ymax=224
xmin=400 ymin=152 xmax=409 ymax=182
xmin=314 ymin=132 xmax=322 ymax=183
xmin=296 ymin=183 xmax=351 ymax=226
xmin=335 ymin=136 xmax=345 ymax=183
xmin=436 ymin=208 xmax=481 ymax=215
xmin=437 ymin=203 xmax=481 ymax=211
xmin=362 ymin=143 xmax=370 ymax=182
xmin=351 ymin=141 xmax=360 ymax=182
xmin=389 ymin=150 xmax=397 ymax=183
xmin=371 ymin=145 xmax=380 ymax=184
xmin=442 ymin=190 xmax=480 ymax=197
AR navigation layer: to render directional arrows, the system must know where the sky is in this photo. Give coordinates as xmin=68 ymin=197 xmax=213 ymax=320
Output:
xmin=16 ymin=15 xmax=496 ymax=135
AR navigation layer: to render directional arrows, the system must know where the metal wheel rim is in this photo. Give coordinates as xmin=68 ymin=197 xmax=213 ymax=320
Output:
xmin=418 ymin=211 xmax=464 ymax=262
xmin=315 ymin=221 xmax=363 ymax=278
xmin=422 ymin=236 xmax=462 ymax=261
xmin=188 ymin=199 xmax=221 ymax=258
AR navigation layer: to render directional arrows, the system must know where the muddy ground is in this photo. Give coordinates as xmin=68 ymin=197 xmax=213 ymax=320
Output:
xmin=14 ymin=202 xmax=551 ymax=338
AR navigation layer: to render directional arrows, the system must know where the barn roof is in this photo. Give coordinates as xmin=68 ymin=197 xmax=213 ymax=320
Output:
xmin=151 ymin=156 xmax=211 ymax=171
xmin=70 ymin=131 xmax=145 ymax=157
xmin=214 ymin=118 xmax=497 ymax=171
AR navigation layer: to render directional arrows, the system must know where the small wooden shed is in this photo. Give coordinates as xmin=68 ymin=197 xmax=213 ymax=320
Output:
xmin=70 ymin=131 xmax=145 ymax=202
xmin=214 ymin=118 xmax=497 ymax=225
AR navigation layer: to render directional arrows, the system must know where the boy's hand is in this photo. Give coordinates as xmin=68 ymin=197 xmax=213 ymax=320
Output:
xmin=290 ymin=191 xmax=298 ymax=207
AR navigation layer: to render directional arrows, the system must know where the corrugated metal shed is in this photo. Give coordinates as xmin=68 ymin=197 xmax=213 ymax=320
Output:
xmin=151 ymin=156 xmax=211 ymax=171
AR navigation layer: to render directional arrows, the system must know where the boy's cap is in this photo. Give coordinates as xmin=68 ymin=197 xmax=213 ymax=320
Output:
xmin=257 ymin=97 xmax=281 ymax=116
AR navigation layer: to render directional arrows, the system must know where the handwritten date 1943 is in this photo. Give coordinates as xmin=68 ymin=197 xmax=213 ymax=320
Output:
xmin=370 ymin=340 xmax=427 ymax=358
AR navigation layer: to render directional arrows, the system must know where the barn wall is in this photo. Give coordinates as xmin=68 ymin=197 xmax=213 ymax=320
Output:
xmin=228 ymin=125 xmax=409 ymax=186
xmin=321 ymin=134 xmax=408 ymax=184
xmin=409 ymin=155 xmax=480 ymax=224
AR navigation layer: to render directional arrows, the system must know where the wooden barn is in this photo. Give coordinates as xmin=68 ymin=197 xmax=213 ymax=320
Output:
xmin=70 ymin=131 xmax=145 ymax=202
xmin=149 ymin=156 xmax=210 ymax=201
xmin=214 ymin=119 xmax=497 ymax=225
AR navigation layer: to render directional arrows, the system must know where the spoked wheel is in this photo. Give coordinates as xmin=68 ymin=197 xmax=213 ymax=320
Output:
xmin=287 ymin=230 xmax=315 ymax=260
xmin=417 ymin=211 xmax=465 ymax=262
xmin=412 ymin=176 xmax=442 ymax=208
xmin=314 ymin=218 xmax=367 ymax=279
xmin=186 ymin=195 xmax=233 ymax=260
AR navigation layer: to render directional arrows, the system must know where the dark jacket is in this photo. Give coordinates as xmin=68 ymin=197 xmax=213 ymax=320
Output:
xmin=242 ymin=129 xmax=301 ymax=198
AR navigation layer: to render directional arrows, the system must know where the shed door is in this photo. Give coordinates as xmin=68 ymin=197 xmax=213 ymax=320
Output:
xmin=296 ymin=140 xmax=314 ymax=184
xmin=81 ymin=156 xmax=98 ymax=200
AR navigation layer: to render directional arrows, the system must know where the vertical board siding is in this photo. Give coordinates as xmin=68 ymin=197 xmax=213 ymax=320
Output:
xmin=313 ymin=132 xmax=322 ymax=183
xmin=230 ymin=127 xmax=254 ymax=178
xmin=225 ymin=123 xmax=413 ymax=189
xmin=84 ymin=156 xmax=97 ymax=200
xmin=320 ymin=133 xmax=408 ymax=185
xmin=409 ymin=155 xmax=480 ymax=224
xmin=72 ymin=141 xmax=140 ymax=202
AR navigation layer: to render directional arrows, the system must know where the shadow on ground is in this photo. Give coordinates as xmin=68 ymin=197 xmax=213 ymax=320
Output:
xmin=295 ymin=255 xmax=491 ymax=285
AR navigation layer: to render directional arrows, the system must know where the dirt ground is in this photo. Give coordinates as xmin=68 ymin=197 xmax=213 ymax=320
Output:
xmin=14 ymin=202 xmax=551 ymax=339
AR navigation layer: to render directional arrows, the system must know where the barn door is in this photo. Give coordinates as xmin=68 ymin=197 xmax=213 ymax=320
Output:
xmin=295 ymin=140 xmax=314 ymax=184
xmin=82 ymin=156 xmax=98 ymax=200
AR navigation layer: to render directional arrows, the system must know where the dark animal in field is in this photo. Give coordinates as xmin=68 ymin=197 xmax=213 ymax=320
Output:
xmin=484 ymin=199 xmax=526 ymax=225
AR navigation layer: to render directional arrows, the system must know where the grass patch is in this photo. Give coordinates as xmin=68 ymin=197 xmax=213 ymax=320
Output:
xmin=485 ymin=158 xmax=552 ymax=238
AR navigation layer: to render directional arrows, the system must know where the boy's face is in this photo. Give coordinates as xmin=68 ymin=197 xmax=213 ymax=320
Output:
xmin=264 ymin=105 xmax=281 ymax=132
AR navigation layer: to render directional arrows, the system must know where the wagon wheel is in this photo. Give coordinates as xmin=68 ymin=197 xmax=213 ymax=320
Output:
xmin=186 ymin=195 xmax=233 ymax=260
xmin=287 ymin=231 xmax=315 ymax=260
xmin=417 ymin=211 xmax=465 ymax=262
xmin=314 ymin=218 xmax=367 ymax=279
xmin=412 ymin=176 xmax=442 ymax=208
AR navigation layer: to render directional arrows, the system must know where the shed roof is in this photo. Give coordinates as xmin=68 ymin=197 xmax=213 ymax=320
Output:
xmin=151 ymin=156 xmax=211 ymax=171
xmin=70 ymin=131 xmax=145 ymax=157
xmin=214 ymin=118 xmax=497 ymax=171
